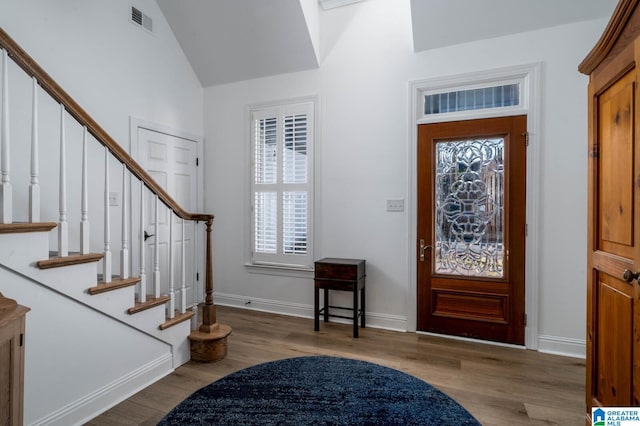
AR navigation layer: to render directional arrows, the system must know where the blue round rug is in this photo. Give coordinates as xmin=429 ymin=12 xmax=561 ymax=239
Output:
xmin=158 ymin=356 xmax=480 ymax=425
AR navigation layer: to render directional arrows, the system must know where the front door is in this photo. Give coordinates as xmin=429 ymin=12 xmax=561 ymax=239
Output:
xmin=417 ymin=116 xmax=527 ymax=344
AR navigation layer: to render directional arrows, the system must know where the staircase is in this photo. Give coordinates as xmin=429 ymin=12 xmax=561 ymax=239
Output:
xmin=0 ymin=27 xmax=230 ymax=425
xmin=0 ymin=222 xmax=194 ymax=357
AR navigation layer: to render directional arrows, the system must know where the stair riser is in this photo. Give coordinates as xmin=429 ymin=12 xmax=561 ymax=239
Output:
xmin=0 ymin=232 xmax=51 ymax=266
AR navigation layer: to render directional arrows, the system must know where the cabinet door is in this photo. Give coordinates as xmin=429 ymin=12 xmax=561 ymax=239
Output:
xmin=0 ymin=314 xmax=25 ymax=426
xmin=588 ymin=67 xmax=640 ymax=407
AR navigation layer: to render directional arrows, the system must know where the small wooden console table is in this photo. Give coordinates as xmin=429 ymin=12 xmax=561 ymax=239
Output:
xmin=314 ymin=258 xmax=365 ymax=338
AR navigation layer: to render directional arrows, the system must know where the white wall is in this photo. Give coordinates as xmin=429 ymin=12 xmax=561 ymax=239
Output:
xmin=0 ymin=0 xmax=204 ymax=268
xmin=0 ymin=0 xmax=202 ymax=142
xmin=204 ymin=0 xmax=605 ymax=357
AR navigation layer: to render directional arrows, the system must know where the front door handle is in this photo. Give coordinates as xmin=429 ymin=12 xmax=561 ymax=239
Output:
xmin=419 ymin=239 xmax=432 ymax=262
xmin=144 ymin=230 xmax=155 ymax=241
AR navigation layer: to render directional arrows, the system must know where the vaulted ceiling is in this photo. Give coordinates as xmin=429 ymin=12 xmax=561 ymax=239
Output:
xmin=156 ymin=0 xmax=617 ymax=88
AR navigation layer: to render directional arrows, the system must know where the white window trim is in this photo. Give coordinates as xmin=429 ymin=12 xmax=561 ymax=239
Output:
xmin=407 ymin=63 xmax=541 ymax=350
xmin=416 ymin=68 xmax=532 ymax=124
xmin=245 ymin=96 xmax=318 ymax=275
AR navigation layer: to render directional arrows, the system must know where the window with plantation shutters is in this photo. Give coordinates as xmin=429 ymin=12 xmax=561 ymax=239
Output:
xmin=250 ymin=100 xmax=315 ymax=268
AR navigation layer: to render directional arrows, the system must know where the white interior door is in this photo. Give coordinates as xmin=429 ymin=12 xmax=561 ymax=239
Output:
xmin=136 ymin=127 xmax=199 ymax=307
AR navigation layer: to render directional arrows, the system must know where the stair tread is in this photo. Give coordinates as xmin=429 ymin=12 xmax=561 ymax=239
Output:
xmin=37 ymin=252 xmax=104 ymax=269
xmin=160 ymin=309 xmax=195 ymax=330
xmin=88 ymin=276 xmax=141 ymax=295
xmin=127 ymin=295 xmax=171 ymax=315
xmin=0 ymin=222 xmax=57 ymax=234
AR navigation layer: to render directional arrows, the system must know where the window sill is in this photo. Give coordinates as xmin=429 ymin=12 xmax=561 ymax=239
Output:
xmin=245 ymin=263 xmax=314 ymax=278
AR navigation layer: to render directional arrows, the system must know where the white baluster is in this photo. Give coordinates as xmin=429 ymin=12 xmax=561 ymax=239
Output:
xmin=139 ymin=182 xmax=146 ymax=303
xmin=180 ymin=218 xmax=186 ymax=314
xmin=1 ymin=49 xmax=12 ymax=224
xmin=120 ymin=165 xmax=129 ymax=279
xmin=58 ymin=105 xmax=68 ymax=256
xmin=103 ymin=148 xmax=111 ymax=283
xmin=80 ymin=127 xmax=89 ymax=254
xmin=194 ymin=220 xmax=201 ymax=308
xmin=153 ymin=195 xmax=160 ymax=298
xmin=29 ymin=77 xmax=40 ymax=222
xmin=167 ymin=214 xmax=175 ymax=319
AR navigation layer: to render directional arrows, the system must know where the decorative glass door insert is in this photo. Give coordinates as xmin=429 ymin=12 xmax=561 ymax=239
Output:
xmin=434 ymin=138 xmax=505 ymax=278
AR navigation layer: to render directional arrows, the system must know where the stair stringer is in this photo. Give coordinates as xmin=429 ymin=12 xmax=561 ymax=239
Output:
xmin=0 ymin=230 xmax=193 ymax=367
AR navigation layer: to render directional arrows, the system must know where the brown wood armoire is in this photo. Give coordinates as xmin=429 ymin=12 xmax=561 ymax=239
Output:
xmin=580 ymin=0 xmax=640 ymax=423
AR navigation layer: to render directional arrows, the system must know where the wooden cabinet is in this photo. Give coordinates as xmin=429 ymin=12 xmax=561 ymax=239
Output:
xmin=580 ymin=0 xmax=640 ymax=421
xmin=0 ymin=293 xmax=29 ymax=426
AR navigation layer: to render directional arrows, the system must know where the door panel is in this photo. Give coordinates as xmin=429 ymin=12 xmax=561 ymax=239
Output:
xmin=137 ymin=128 xmax=198 ymax=306
xmin=597 ymin=275 xmax=633 ymax=405
xmin=417 ymin=116 xmax=526 ymax=344
xmin=599 ymin=73 xmax=634 ymax=252
xmin=589 ymin=68 xmax=640 ymax=407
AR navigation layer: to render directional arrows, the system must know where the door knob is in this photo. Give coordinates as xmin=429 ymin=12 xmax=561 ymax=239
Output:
xmin=144 ymin=230 xmax=155 ymax=241
xmin=622 ymin=269 xmax=640 ymax=283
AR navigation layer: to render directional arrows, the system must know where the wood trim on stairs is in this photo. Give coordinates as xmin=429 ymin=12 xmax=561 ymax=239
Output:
xmin=0 ymin=222 xmax=56 ymax=234
xmin=88 ymin=276 xmax=141 ymax=295
xmin=127 ymin=296 xmax=171 ymax=315
xmin=160 ymin=309 xmax=195 ymax=330
xmin=37 ymin=252 xmax=103 ymax=269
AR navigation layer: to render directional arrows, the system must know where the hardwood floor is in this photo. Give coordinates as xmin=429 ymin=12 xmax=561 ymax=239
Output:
xmin=86 ymin=305 xmax=585 ymax=426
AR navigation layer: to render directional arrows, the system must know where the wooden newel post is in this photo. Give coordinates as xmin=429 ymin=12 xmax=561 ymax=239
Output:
xmin=188 ymin=216 xmax=232 ymax=362
xmin=200 ymin=218 xmax=216 ymax=330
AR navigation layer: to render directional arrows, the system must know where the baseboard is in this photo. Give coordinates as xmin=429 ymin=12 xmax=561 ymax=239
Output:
xmin=537 ymin=334 xmax=586 ymax=359
xmin=30 ymin=353 xmax=174 ymax=426
xmin=214 ymin=292 xmax=408 ymax=332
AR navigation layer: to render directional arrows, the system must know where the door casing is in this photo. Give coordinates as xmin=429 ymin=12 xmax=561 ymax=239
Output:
xmin=408 ymin=63 xmax=541 ymax=350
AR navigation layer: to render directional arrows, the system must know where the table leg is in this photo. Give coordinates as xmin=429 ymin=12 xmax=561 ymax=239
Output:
xmin=314 ymin=284 xmax=319 ymax=331
xmin=361 ymin=286 xmax=366 ymax=328
xmin=353 ymin=286 xmax=359 ymax=338
xmin=323 ymin=289 xmax=329 ymax=323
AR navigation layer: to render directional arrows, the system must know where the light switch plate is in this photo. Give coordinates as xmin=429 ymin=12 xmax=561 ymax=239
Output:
xmin=386 ymin=199 xmax=404 ymax=212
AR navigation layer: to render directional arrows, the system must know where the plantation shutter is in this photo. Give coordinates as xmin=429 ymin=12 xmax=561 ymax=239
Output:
xmin=251 ymin=101 xmax=314 ymax=268
xmin=254 ymin=116 xmax=278 ymax=254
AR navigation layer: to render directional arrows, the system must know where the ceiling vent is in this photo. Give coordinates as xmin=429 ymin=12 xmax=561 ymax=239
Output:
xmin=131 ymin=6 xmax=153 ymax=32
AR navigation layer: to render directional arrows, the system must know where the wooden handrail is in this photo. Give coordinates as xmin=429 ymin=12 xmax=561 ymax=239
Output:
xmin=0 ymin=26 xmax=212 ymax=223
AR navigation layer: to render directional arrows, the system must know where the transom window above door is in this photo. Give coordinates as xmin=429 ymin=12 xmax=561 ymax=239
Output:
xmin=415 ymin=69 xmax=532 ymax=124
xmin=424 ymin=83 xmax=520 ymax=115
